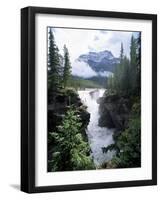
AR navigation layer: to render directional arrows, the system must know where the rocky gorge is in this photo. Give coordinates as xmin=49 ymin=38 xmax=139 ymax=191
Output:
xmin=98 ymin=91 xmax=131 ymax=133
xmin=48 ymin=88 xmax=90 ymax=134
xmin=48 ymin=88 xmax=91 ymax=170
xmin=98 ymin=90 xmax=141 ymax=168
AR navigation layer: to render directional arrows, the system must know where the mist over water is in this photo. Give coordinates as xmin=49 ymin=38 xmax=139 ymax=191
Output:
xmin=78 ymin=89 xmax=115 ymax=167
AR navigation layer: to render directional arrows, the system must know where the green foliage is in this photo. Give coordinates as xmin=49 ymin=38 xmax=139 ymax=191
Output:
xmin=107 ymin=75 xmax=115 ymax=94
xmin=120 ymin=56 xmax=131 ymax=94
xmin=120 ymin=42 xmax=124 ymax=63
xmin=47 ymin=31 xmax=93 ymax=171
xmin=105 ymin=102 xmax=141 ymax=168
xmin=107 ymin=35 xmax=140 ymax=96
xmin=136 ymin=33 xmax=141 ymax=95
xmin=105 ymin=35 xmax=141 ymax=168
xmin=48 ymin=28 xmax=62 ymax=90
xmin=48 ymin=28 xmax=72 ymax=104
xmin=63 ymin=45 xmax=72 ymax=88
xmin=68 ymin=76 xmax=102 ymax=89
xmin=87 ymin=76 xmax=107 ymax=88
xmin=130 ymin=35 xmax=138 ymax=94
xmin=48 ymin=107 xmax=95 ymax=171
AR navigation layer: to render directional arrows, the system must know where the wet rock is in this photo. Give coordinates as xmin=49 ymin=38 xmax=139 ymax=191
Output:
xmin=98 ymin=94 xmax=130 ymax=131
xmin=79 ymin=106 xmax=90 ymax=128
xmin=48 ymin=88 xmax=90 ymax=133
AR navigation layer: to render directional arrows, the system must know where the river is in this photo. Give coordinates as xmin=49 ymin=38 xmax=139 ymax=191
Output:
xmin=78 ymin=88 xmax=115 ymax=168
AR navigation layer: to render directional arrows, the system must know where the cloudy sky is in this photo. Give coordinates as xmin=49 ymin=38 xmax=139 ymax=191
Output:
xmin=49 ymin=27 xmax=139 ymax=78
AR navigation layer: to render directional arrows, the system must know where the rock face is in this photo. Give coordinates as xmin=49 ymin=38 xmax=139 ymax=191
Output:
xmin=48 ymin=88 xmax=90 ymax=166
xmin=78 ymin=50 xmax=119 ymax=74
xmin=98 ymin=93 xmax=130 ymax=132
xmin=48 ymin=88 xmax=90 ymax=135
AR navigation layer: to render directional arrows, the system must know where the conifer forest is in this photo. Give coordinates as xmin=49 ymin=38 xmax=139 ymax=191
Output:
xmin=47 ymin=27 xmax=141 ymax=172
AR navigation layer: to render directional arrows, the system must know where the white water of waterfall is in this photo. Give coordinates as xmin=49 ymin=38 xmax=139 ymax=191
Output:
xmin=78 ymin=89 xmax=115 ymax=167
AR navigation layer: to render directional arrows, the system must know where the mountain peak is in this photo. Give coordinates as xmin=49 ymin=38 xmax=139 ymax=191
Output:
xmin=98 ymin=50 xmax=114 ymax=59
xmin=79 ymin=50 xmax=114 ymax=63
xmin=77 ymin=50 xmax=119 ymax=74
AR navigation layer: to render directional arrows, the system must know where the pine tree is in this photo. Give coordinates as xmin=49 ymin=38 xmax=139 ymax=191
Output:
xmin=107 ymin=75 xmax=114 ymax=93
xmin=136 ymin=32 xmax=141 ymax=95
xmin=121 ymin=56 xmax=130 ymax=95
xmin=130 ymin=35 xmax=137 ymax=67
xmin=48 ymin=28 xmax=61 ymax=90
xmin=120 ymin=42 xmax=124 ymax=64
xmin=113 ymin=43 xmax=124 ymax=93
xmin=108 ymin=42 xmax=131 ymax=95
xmin=63 ymin=45 xmax=71 ymax=88
xmin=119 ymin=43 xmax=125 ymax=92
xmin=48 ymin=108 xmax=94 ymax=171
xmin=104 ymin=102 xmax=141 ymax=168
xmin=103 ymin=35 xmax=141 ymax=169
xmin=130 ymin=35 xmax=137 ymax=93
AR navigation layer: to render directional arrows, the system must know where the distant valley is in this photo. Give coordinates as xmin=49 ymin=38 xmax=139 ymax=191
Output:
xmin=71 ymin=50 xmax=119 ymax=88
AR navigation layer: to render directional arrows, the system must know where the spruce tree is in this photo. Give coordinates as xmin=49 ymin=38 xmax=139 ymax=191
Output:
xmin=121 ymin=56 xmax=130 ymax=95
xmin=63 ymin=45 xmax=71 ymax=88
xmin=120 ymin=42 xmax=124 ymax=64
xmin=130 ymin=35 xmax=137 ymax=93
xmin=136 ymin=32 xmax=141 ymax=95
xmin=49 ymin=108 xmax=94 ymax=171
xmin=107 ymin=75 xmax=114 ymax=93
xmin=48 ymin=28 xmax=61 ymax=91
xmin=113 ymin=43 xmax=124 ymax=93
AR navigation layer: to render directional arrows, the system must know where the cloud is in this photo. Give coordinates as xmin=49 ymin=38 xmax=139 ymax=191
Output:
xmin=88 ymin=31 xmax=134 ymax=58
xmin=72 ymin=61 xmax=97 ymax=78
xmin=72 ymin=61 xmax=114 ymax=78
xmin=88 ymin=45 xmax=95 ymax=51
xmin=50 ymin=27 xmax=140 ymax=62
xmin=98 ymin=71 xmax=113 ymax=77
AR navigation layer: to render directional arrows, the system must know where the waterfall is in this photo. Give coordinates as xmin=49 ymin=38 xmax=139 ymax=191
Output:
xmin=78 ymin=89 xmax=114 ymax=167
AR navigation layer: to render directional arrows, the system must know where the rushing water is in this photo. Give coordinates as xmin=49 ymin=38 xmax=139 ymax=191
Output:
xmin=78 ymin=89 xmax=114 ymax=167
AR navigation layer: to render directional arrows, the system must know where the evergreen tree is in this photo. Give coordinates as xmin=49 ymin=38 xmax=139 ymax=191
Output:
xmin=48 ymin=108 xmax=94 ymax=171
xmin=136 ymin=32 xmax=141 ymax=95
xmin=130 ymin=35 xmax=137 ymax=66
xmin=113 ymin=43 xmax=125 ymax=94
xmin=121 ymin=56 xmax=131 ymax=95
xmin=104 ymin=102 xmax=141 ymax=168
xmin=119 ymin=43 xmax=125 ymax=92
xmin=130 ymin=35 xmax=137 ymax=93
xmin=104 ymin=34 xmax=141 ymax=169
xmin=107 ymin=75 xmax=114 ymax=93
xmin=120 ymin=42 xmax=124 ymax=64
xmin=63 ymin=45 xmax=71 ymax=88
xmin=48 ymin=28 xmax=61 ymax=91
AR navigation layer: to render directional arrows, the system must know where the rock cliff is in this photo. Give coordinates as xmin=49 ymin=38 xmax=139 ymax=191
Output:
xmin=48 ymin=88 xmax=90 ymax=137
xmin=98 ymin=92 xmax=130 ymax=133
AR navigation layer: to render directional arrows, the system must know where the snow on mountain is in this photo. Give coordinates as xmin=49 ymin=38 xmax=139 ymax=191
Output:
xmin=77 ymin=50 xmax=119 ymax=75
xmin=78 ymin=50 xmax=114 ymax=63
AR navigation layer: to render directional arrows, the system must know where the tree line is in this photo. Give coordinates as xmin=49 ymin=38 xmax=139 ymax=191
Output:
xmin=107 ymin=33 xmax=141 ymax=96
xmin=47 ymin=28 xmax=94 ymax=171
xmin=104 ymin=33 xmax=141 ymax=168
xmin=48 ymin=28 xmax=71 ymax=92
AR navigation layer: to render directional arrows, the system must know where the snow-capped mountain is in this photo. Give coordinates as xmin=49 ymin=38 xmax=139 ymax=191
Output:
xmin=77 ymin=50 xmax=119 ymax=73
xmin=78 ymin=50 xmax=114 ymax=63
